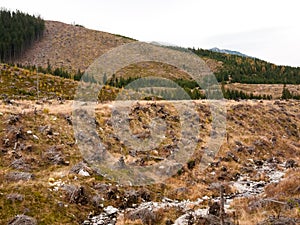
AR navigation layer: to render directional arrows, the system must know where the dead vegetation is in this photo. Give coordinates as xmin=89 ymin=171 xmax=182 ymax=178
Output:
xmin=225 ymin=83 xmax=300 ymax=99
xmin=0 ymin=98 xmax=299 ymax=224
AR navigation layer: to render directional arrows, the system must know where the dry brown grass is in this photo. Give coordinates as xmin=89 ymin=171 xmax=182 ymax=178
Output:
xmin=0 ymin=98 xmax=299 ymax=224
xmin=225 ymin=83 xmax=300 ymax=99
xmin=115 ymin=61 xmax=192 ymax=81
xmin=230 ymin=170 xmax=300 ymax=225
xmin=265 ymin=169 xmax=300 ymax=199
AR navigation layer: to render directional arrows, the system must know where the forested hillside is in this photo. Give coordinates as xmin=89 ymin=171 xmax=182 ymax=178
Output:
xmin=0 ymin=9 xmax=45 ymax=62
xmin=192 ymin=48 xmax=300 ymax=84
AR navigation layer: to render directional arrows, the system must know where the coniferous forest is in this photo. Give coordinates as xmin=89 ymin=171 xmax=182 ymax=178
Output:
xmin=0 ymin=9 xmax=45 ymax=62
xmin=191 ymin=48 xmax=300 ymax=84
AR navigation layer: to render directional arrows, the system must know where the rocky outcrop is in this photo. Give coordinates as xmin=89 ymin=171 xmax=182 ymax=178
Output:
xmin=82 ymin=206 xmax=118 ymax=225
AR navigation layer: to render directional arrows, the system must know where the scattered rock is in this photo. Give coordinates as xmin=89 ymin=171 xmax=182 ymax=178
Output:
xmin=5 ymin=171 xmax=34 ymax=182
xmin=194 ymin=214 xmax=230 ymax=225
xmin=253 ymin=139 xmax=269 ymax=148
xmin=235 ymin=141 xmax=243 ymax=146
xmin=285 ymin=159 xmax=297 ymax=168
xmin=10 ymin=158 xmax=31 ymax=171
xmin=22 ymin=144 xmax=33 ymax=152
xmin=104 ymin=206 xmax=118 ymax=215
xmin=83 ymin=209 xmax=117 ymax=225
xmin=187 ymin=160 xmax=196 ymax=170
xmin=241 ymin=166 xmax=254 ymax=173
xmin=8 ymin=215 xmax=37 ymax=225
xmin=3 ymin=127 xmax=25 ymax=147
xmin=6 ymin=193 xmax=24 ymax=202
xmin=70 ymin=162 xmax=93 ymax=175
xmin=32 ymin=135 xmax=39 ymax=140
xmin=138 ymin=188 xmax=151 ymax=202
xmin=175 ymin=212 xmax=234 ymax=225
xmin=210 ymin=161 xmax=220 ymax=167
xmin=38 ymin=125 xmax=53 ymax=135
xmin=202 ymin=196 xmax=210 ymax=200
xmin=126 ymin=207 xmax=156 ymax=224
xmin=1 ymin=148 xmax=8 ymax=154
xmin=65 ymin=115 xmax=72 ymax=125
xmin=254 ymin=160 xmax=264 ymax=166
xmin=175 ymin=187 xmax=188 ymax=194
xmin=208 ymin=202 xmax=220 ymax=216
xmin=63 ymin=185 xmax=89 ymax=205
xmin=246 ymin=146 xmax=256 ymax=154
xmin=266 ymin=157 xmax=281 ymax=164
xmin=221 ymin=166 xmax=228 ymax=172
xmin=257 ymin=216 xmax=298 ymax=225
xmin=7 ymin=115 xmax=20 ymax=125
xmin=107 ymin=186 xmax=119 ymax=200
xmin=217 ymin=172 xmax=228 ymax=181
xmin=91 ymin=195 xmax=104 ymax=208
xmin=165 ymin=219 xmax=173 ymax=225
xmin=225 ymin=151 xmax=239 ymax=162
xmin=248 ymin=199 xmax=267 ymax=211
xmin=235 ymin=145 xmax=245 ymax=152
xmin=121 ymin=190 xmax=139 ymax=208
xmin=44 ymin=146 xmax=68 ymax=165
xmin=93 ymin=183 xmax=110 ymax=192
xmin=78 ymin=169 xmax=90 ymax=177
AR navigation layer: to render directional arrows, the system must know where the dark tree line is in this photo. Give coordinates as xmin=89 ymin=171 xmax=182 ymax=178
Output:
xmin=15 ymin=62 xmax=84 ymax=81
xmin=191 ymin=48 xmax=300 ymax=84
xmin=107 ymin=75 xmax=273 ymax=100
xmin=0 ymin=9 xmax=45 ymax=62
xmin=281 ymin=84 xmax=300 ymax=100
xmin=221 ymin=83 xmax=272 ymax=100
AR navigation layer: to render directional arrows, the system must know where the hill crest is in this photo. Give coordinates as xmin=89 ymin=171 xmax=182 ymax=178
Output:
xmin=210 ymin=47 xmax=250 ymax=58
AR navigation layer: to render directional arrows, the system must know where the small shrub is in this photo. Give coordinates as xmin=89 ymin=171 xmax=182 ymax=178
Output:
xmin=43 ymin=108 xmax=50 ymax=114
xmin=187 ymin=160 xmax=196 ymax=170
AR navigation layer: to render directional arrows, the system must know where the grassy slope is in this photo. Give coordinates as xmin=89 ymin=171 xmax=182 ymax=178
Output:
xmin=0 ymin=64 xmax=77 ymax=100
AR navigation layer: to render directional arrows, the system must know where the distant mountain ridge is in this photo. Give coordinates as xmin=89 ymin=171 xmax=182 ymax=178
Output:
xmin=209 ymin=47 xmax=250 ymax=58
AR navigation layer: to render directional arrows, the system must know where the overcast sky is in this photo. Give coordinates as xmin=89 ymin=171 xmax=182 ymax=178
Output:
xmin=2 ymin=0 xmax=300 ymax=67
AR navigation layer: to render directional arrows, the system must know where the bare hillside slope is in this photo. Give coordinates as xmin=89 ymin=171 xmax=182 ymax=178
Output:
xmin=15 ymin=21 xmax=133 ymax=72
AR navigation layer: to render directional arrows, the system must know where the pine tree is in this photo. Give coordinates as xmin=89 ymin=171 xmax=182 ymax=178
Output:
xmin=0 ymin=9 xmax=45 ymax=62
xmin=281 ymin=84 xmax=292 ymax=99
